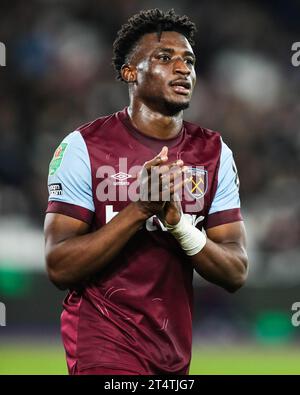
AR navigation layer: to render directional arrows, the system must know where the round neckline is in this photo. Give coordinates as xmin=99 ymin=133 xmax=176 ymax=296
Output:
xmin=118 ymin=107 xmax=185 ymax=151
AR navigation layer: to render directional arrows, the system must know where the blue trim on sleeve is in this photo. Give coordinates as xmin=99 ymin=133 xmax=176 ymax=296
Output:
xmin=48 ymin=131 xmax=95 ymax=212
xmin=208 ymin=139 xmax=240 ymax=215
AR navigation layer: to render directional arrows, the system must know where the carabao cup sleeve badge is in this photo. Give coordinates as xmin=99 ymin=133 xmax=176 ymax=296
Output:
xmin=49 ymin=143 xmax=68 ymax=176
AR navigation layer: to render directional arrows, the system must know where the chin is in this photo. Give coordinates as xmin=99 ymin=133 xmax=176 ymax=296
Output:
xmin=162 ymin=99 xmax=190 ymax=116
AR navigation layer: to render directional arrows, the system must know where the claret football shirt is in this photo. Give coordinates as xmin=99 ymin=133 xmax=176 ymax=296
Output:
xmin=46 ymin=108 xmax=242 ymax=374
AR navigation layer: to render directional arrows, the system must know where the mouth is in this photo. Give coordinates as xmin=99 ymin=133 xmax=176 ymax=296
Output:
xmin=169 ymin=79 xmax=191 ymax=96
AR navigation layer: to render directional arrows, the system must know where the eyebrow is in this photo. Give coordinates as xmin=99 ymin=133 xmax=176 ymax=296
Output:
xmin=154 ymin=47 xmax=196 ymax=59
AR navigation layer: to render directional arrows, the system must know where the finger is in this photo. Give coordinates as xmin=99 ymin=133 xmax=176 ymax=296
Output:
xmin=159 ymin=146 xmax=168 ymax=161
xmin=144 ymin=157 xmax=162 ymax=170
xmin=150 ymin=163 xmax=183 ymax=184
xmin=160 ymin=167 xmax=188 ymax=198
xmin=158 ymin=160 xmax=185 ymax=177
xmin=161 ymin=171 xmax=181 ymax=189
xmin=143 ymin=146 xmax=168 ymax=170
xmin=160 ymin=183 xmax=180 ymax=201
xmin=144 ymin=163 xmax=188 ymax=200
xmin=159 ymin=173 xmax=191 ymax=200
xmin=160 ymin=165 xmax=188 ymax=182
xmin=170 ymin=176 xmax=191 ymax=195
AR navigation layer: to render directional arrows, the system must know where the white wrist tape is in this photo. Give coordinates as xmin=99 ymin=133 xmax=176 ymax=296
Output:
xmin=165 ymin=214 xmax=207 ymax=256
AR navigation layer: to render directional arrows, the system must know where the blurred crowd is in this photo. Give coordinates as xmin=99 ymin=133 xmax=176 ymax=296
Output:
xmin=0 ymin=0 xmax=299 ymax=279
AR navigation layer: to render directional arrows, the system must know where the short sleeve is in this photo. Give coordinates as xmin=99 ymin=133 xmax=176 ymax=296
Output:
xmin=46 ymin=130 xmax=95 ymax=224
xmin=205 ymin=139 xmax=243 ymax=229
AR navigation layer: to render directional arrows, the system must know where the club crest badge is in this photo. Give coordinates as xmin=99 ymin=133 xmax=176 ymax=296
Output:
xmin=185 ymin=167 xmax=208 ymax=200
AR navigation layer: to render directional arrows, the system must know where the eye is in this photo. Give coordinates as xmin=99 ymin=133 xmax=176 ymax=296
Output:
xmin=185 ymin=58 xmax=195 ymax=66
xmin=158 ymin=54 xmax=171 ymax=62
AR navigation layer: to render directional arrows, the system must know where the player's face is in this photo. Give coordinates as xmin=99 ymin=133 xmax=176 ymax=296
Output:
xmin=131 ymin=31 xmax=196 ymax=115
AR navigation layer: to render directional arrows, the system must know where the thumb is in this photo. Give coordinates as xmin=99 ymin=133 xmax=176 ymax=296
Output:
xmin=157 ymin=146 xmax=168 ymax=162
xmin=144 ymin=146 xmax=168 ymax=169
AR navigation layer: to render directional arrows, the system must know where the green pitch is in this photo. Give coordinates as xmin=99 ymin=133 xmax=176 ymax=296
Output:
xmin=0 ymin=343 xmax=299 ymax=374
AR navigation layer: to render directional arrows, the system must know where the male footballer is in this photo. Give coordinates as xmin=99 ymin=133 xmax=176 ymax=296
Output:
xmin=44 ymin=9 xmax=248 ymax=375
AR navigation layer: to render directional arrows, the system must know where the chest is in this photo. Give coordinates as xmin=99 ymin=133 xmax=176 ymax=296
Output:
xmin=86 ymin=131 xmax=221 ymax=227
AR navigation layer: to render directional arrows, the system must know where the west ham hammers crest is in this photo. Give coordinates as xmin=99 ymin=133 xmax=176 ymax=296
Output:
xmin=185 ymin=167 xmax=208 ymax=200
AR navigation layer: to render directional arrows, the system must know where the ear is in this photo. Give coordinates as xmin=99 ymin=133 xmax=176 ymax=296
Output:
xmin=121 ymin=64 xmax=137 ymax=83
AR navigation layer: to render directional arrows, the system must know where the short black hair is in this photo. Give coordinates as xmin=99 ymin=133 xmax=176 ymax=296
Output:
xmin=112 ymin=8 xmax=197 ymax=81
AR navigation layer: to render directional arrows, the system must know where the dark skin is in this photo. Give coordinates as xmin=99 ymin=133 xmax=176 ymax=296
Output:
xmin=44 ymin=31 xmax=248 ymax=292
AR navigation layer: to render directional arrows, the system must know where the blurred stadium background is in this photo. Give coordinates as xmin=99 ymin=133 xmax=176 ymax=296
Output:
xmin=0 ymin=0 xmax=300 ymax=374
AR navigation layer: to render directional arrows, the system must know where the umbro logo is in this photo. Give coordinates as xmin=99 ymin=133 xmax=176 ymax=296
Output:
xmin=111 ymin=172 xmax=132 ymax=185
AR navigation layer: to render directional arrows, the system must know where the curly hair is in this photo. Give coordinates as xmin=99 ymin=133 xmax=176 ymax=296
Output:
xmin=112 ymin=8 xmax=197 ymax=81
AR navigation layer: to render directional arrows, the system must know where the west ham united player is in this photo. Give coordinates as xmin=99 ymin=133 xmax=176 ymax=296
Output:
xmin=44 ymin=9 xmax=248 ymax=375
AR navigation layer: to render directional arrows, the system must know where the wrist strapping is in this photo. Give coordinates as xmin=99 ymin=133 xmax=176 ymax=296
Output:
xmin=165 ymin=214 xmax=207 ymax=256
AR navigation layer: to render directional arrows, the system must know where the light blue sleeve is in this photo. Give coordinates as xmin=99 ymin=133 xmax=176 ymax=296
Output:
xmin=208 ymin=139 xmax=240 ymax=215
xmin=47 ymin=130 xmax=95 ymax=212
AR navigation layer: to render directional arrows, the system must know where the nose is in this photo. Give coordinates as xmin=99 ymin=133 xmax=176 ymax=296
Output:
xmin=173 ymin=57 xmax=191 ymax=76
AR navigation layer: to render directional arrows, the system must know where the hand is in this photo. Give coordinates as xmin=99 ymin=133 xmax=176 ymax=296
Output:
xmin=162 ymin=196 xmax=182 ymax=226
xmin=135 ymin=146 xmax=187 ymax=218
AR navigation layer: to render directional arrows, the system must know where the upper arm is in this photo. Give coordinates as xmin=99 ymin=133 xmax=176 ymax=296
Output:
xmin=205 ymin=139 xmax=243 ymax=230
xmin=44 ymin=213 xmax=90 ymax=251
xmin=46 ymin=130 xmax=95 ymax=224
xmin=44 ymin=213 xmax=90 ymax=290
xmin=205 ymin=138 xmax=247 ymax=250
xmin=45 ymin=130 xmax=95 ymax=257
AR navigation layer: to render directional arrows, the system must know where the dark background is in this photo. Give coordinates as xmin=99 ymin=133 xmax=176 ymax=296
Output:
xmin=0 ymin=0 xmax=299 ymax=374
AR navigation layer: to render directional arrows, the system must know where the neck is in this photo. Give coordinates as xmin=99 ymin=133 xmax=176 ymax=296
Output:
xmin=127 ymin=100 xmax=183 ymax=140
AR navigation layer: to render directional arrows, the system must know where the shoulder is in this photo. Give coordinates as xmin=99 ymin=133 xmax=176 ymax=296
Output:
xmin=75 ymin=111 xmax=119 ymax=140
xmin=50 ymin=110 xmax=121 ymax=173
xmin=183 ymin=119 xmax=222 ymax=153
xmin=183 ymin=119 xmax=236 ymax=156
xmin=183 ymin=120 xmax=223 ymax=159
xmin=183 ymin=119 xmax=222 ymax=140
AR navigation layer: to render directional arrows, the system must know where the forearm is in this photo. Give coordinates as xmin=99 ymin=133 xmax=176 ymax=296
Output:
xmin=164 ymin=212 xmax=248 ymax=293
xmin=46 ymin=203 xmax=147 ymax=289
xmin=190 ymin=239 xmax=248 ymax=292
